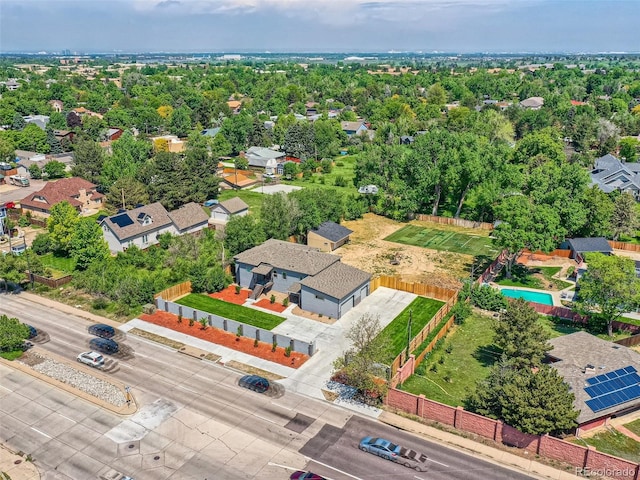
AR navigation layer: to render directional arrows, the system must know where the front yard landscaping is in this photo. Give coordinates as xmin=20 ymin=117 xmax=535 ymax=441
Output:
xmin=380 ymin=296 xmax=445 ymax=363
xmin=176 ymin=293 xmax=285 ymax=330
xmin=573 ymin=429 xmax=640 ymax=464
xmin=625 ymin=418 xmax=640 ymax=437
xmin=398 ymin=313 xmax=497 ymax=406
xmin=40 ymin=253 xmax=76 ymax=275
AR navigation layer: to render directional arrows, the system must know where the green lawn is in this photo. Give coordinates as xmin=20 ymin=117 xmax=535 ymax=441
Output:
xmin=496 ymin=264 xmax=573 ymax=290
xmin=176 ymin=293 xmax=284 ymax=330
xmin=625 ymin=418 xmax=640 ymax=437
xmin=282 ymin=155 xmax=359 ymax=195
xmin=538 ymin=316 xmax=633 ymax=341
xmin=399 ymin=313 xmax=498 ymax=407
xmin=86 ymin=210 xmax=112 ymax=221
xmin=39 ymin=253 xmax=76 ymax=274
xmin=0 ymin=350 xmax=25 ymax=361
xmin=380 ymin=297 xmax=445 ymax=363
xmin=573 ymin=429 xmax=640 ymax=463
xmin=384 ymin=225 xmax=498 ymax=257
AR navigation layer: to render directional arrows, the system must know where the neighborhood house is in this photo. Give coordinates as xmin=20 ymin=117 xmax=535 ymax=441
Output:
xmin=100 ymin=202 xmax=209 ymax=253
xmin=209 ymin=197 xmax=249 ymax=224
xmin=307 ymin=221 xmax=353 ymax=252
xmin=234 ymin=239 xmax=371 ymax=319
xmin=244 ymin=147 xmax=285 ymax=174
xmin=19 ymin=177 xmax=103 ymax=218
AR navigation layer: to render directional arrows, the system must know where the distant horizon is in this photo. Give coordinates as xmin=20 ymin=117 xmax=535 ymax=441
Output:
xmin=1 ymin=0 xmax=638 ymax=54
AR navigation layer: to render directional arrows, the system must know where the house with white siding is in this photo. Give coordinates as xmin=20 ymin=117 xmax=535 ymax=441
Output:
xmin=209 ymin=197 xmax=249 ymax=223
xmin=100 ymin=202 xmax=209 ymax=253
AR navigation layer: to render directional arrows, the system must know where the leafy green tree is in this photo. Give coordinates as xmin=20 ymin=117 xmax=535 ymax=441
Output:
xmin=284 ymin=122 xmax=315 ymax=159
xmin=579 ymin=186 xmax=613 ymax=238
xmin=43 ymin=160 xmax=67 ymax=179
xmin=577 ymin=253 xmax=640 ymax=336
xmin=101 ymin=131 xmax=151 ymax=188
xmin=0 ymin=315 xmax=29 ymax=351
xmin=425 ymin=83 xmax=447 ymax=106
xmin=81 ymin=115 xmax=106 ymax=141
xmin=28 ymin=163 xmax=42 ymax=179
xmin=333 ymin=314 xmax=392 ymax=403
xmin=247 ymin=117 xmax=272 ymax=147
xmin=260 ymin=192 xmax=300 ymax=240
xmin=467 ymin=359 xmax=578 ymax=435
xmin=47 ymin=201 xmax=80 ymax=254
xmin=220 ymin=113 xmax=252 ymax=154
xmin=71 ymin=139 xmax=105 ymax=185
xmin=30 ymin=233 xmax=52 ymax=255
xmin=512 ymin=129 xmax=565 ymax=165
xmin=495 ymin=298 xmax=551 ymax=368
xmin=169 ymin=105 xmax=192 ymax=137
xmin=611 ymin=192 xmax=638 ymax=240
xmin=210 ymin=133 xmax=232 ymax=157
xmin=106 ymin=177 xmax=150 ymax=210
xmin=16 ymin=124 xmax=49 ymax=153
xmin=234 ymin=157 xmax=249 ymax=170
xmin=282 ymin=161 xmax=299 ymax=179
xmin=223 ymin=215 xmax=266 ymax=257
xmin=69 ymin=217 xmax=110 ymax=270
xmin=619 ymin=137 xmax=638 ymax=162
xmin=0 ymin=135 xmax=16 ymax=162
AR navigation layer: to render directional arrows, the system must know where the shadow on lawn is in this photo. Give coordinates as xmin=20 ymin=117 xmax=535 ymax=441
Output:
xmin=472 ymin=344 xmax=501 ymax=368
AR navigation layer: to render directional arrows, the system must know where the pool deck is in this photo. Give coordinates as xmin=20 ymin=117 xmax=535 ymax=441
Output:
xmin=495 ymin=284 xmax=577 ymax=307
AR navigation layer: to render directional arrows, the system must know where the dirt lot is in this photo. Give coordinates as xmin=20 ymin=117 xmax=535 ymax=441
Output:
xmin=338 ymin=213 xmax=482 ymax=290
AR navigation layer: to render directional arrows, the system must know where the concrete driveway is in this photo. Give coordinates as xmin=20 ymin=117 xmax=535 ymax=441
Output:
xmin=249 ymin=184 xmax=303 ymax=195
xmin=0 ymin=180 xmax=45 ymax=204
xmin=278 ymin=287 xmax=416 ymax=406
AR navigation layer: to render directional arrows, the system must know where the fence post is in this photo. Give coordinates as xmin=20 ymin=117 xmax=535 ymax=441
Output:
xmin=454 ymin=406 xmax=464 ymax=429
xmin=178 ymin=305 xmax=183 ymax=318
xmin=308 ymin=340 xmax=316 ymax=356
xmin=223 ymin=319 xmax=228 ymax=331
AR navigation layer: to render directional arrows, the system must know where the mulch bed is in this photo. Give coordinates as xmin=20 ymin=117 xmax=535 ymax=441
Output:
xmin=139 ymin=311 xmax=308 ymax=368
xmin=209 ymin=285 xmax=251 ymax=305
xmin=253 ymin=299 xmax=287 ymax=313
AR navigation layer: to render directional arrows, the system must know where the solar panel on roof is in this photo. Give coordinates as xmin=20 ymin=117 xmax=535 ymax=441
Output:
xmin=110 ymin=213 xmax=134 ymax=228
xmin=584 ymin=365 xmax=640 ymax=413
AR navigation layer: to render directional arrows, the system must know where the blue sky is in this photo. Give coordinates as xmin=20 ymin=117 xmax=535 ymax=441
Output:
xmin=0 ymin=0 xmax=638 ymax=53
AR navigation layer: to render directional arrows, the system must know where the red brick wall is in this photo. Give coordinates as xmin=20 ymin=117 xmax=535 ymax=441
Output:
xmin=586 ymin=450 xmax=639 ymax=480
xmin=578 ymin=417 xmax=607 ymax=432
xmin=500 ymin=424 xmax=539 ymax=450
xmin=386 ymin=388 xmax=640 ymax=480
xmin=456 ymin=409 xmax=499 ymax=439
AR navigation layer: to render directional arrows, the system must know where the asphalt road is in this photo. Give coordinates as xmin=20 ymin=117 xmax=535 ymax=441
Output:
xmin=0 ymin=293 xmax=536 ymax=480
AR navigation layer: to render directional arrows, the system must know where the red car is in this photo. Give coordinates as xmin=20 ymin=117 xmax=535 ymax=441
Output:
xmin=289 ymin=472 xmax=326 ymax=480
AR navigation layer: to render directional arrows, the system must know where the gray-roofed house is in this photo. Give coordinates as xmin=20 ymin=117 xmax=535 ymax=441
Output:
xmin=234 ymin=239 xmax=370 ymax=318
xmin=561 ymin=237 xmax=613 ymax=260
xmin=210 ymin=197 xmax=249 ymax=223
xmin=546 ymin=331 xmax=640 ymax=433
xmin=519 ymin=97 xmax=544 ymax=110
xmin=23 ymin=115 xmax=50 ymax=130
xmin=100 ymin=202 xmax=209 ymax=253
xmin=201 ymin=127 xmax=221 ymax=138
xmin=590 ymin=154 xmax=640 ymax=200
xmin=244 ymin=147 xmax=285 ymax=174
xmin=307 ymin=221 xmax=353 ymax=252
xmin=340 ymin=121 xmax=368 ymax=137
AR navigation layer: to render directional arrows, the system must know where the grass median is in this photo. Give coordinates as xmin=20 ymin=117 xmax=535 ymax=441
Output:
xmin=176 ymin=293 xmax=285 ymax=330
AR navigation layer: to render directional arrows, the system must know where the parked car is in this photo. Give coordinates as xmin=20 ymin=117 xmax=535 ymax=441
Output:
xmin=262 ymin=173 xmax=276 ymax=179
xmin=25 ymin=324 xmax=37 ymax=339
xmin=77 ymin=351 xmax=105 ymax=368
xmin=238 ymin=375 xmax=270 ymax=393
xmin=89 ymin=337 xmax=119 ymax=355
xmin=289 ymin=472 xmax=326 ymax=480
xmin=88 ymin=323 xmax=116 ymax=339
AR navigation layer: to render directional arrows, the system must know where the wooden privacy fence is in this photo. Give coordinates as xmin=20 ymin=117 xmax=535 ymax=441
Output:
xmin=370 ymin=276 xmax=458 ymax=301
xmin=154 ymin=281 xmax=192 ymax=301
xmin=520 ymin=248 xmax=572 ymax=258
xmin=615 ymin=334 xmax=640 ymax=348
xmin=477 ymin=249 xmax=508 ymax=284
xmin=526 ymin=302 xmax=640 ymax=335
xmin=609 ymin=240 xmax=640 ymax=252
xmin=413 ymin=214 xmax=493 ymax=230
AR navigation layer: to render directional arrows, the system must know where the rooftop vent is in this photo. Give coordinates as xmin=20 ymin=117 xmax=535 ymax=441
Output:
xmin=584 ymin=364 xmax=596 ymax=375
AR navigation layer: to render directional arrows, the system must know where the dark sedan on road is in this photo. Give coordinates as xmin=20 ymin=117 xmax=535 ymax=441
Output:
xmin=289 ymin=471 xmax=326 ymax=480
xmin=88 ymin=323 xmax=116 ymax=339
xmin=359 ymin=436 xmax=401 ymax=461
xmin=89 ymin=337 xmax=119 ymax=355
xmin=238 ymin=375 xmax=270 ymax=393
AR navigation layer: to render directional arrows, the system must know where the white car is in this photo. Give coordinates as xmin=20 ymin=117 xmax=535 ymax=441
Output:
xmin=77 ymin=351 xmax=105 ymax=368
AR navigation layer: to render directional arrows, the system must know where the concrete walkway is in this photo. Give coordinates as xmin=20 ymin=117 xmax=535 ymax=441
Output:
xmin=0 ymin=443 xmax=40 ymax=480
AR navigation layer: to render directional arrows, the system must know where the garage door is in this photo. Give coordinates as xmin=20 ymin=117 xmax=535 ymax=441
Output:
xmin=341 ymin=295 xmax=355 ymax=317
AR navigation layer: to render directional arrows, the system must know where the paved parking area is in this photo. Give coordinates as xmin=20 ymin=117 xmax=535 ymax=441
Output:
xmin=249 ymin=184 xmax=303 ymax=195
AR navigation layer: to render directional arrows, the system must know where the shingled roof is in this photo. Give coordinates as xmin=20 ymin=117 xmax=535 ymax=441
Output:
xmin=566 ymin=237 xmax=613 ymax=254
xmin=218 ymin=197 xmax=249 ymax=215
xmin=168 ymin=202 xmax=209 ymax=232
xmin=547 ymin=332 xmax=640 ymax=424
xmin=20 ymin=177 xmax=101 ymax=212
xmin=234 ymin=239 xmax=340 ymax=276
xmin=311 ymin=221 xmax=353 ymax=243
xmin=300 ymin=261 xmax=371 ymax=299
xmin=101 ymin=202 xmax=172 ymax=241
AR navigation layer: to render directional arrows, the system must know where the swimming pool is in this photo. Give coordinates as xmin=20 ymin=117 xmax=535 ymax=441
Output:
xmin=500 ymin=288 xmax=554 ymax=306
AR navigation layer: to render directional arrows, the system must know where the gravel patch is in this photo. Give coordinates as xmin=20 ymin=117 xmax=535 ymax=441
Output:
xmin=18 ymin=352 xmax=126 ymax=406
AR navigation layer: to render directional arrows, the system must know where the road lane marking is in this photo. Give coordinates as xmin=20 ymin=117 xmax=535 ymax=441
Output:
xmin=426 ymin=458 xmax=449 ymax=467
xmin=0 ymin=384 xmax=11 ymax=391
xmin=415 ymin=476 xmax=427 ymax=480
xmin=254 ymin=414 xmax=279 ymax=425
xmin=30 ymin=427 xmax=51 ymax=439
xmin=175 ymin=385 xmax=199 ymax=394
xmin=267 ymin=462 xmax=298 ymax=472
xmin=57 ymin=414 xmax=76 ymax=423
xmin=307 ymin=457 xmax=363 ymax=480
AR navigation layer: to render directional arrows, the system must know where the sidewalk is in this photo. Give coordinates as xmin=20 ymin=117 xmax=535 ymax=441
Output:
xmin=0 ymin=443 xmax=40 ymax=480
xmin=380 ymin=411 xmax=582 ymax=480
